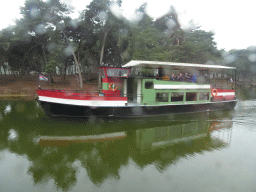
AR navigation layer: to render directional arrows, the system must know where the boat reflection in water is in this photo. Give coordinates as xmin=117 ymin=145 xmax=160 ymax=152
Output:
xmin=35 ymin=111 xmax=233 ymax=188
xmin=39 ymin=132 xmax=127 ymax=147
xmin=133 ymin=118 xmax=232 ymax=158
xmin=0 ymin=100 xmax=234 ymax=190
xmin=38 ymin=113 xmax=233 ymax=154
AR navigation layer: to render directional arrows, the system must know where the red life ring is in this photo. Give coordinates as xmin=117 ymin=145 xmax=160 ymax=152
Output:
xmin=109 ymin=82 xmax=118 ymax=91
xmin=211 ymin=89 xmax=218 ymax=97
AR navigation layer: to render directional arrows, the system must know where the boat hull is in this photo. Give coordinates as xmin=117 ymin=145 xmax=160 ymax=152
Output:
xmin=38 ymin=99 xmax=238 ymax=117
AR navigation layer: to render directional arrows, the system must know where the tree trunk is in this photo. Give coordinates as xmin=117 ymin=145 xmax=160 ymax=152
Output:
xmin=117 ymin=30 xmax=124 ymax=67
xmin=63 ymin=31 xmax=83 ymax=89
xmin=49 ymin=72 xmax=52 ymax=85
xmin=63 ymin=62 xmax=67 ymax=80
xmin=100 ymin=28 xmax=111 ymax=65
xmin=99 ymin=28 xmax=111 ymax=90
xmin=72 ymin=51 xmax=83 ymax=89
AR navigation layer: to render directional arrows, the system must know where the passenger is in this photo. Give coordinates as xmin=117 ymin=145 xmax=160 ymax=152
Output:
xmin=177 ymin=72 xmax=184 ymax=81
xmin=170 ymin=74 xmax=176 ymax=81
xmin=190 ymin=73 xmax=197 ymax=83
xmin=188 ymin=73 xmax=192 ymax=81
xmin=162 ymin=75 xmax=170 ymax=81
xmin=184 ymin=72 xmax=190 ymax=81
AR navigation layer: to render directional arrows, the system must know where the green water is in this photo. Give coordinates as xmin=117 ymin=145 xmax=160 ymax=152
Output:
xmin=0 ymin=88 xmax=256 ymax=192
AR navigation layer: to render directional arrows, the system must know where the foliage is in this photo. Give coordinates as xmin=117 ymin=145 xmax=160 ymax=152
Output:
xmin=127 ymin=4 xmax=172 ymax=61
xmin=0 ymin=27 xmax=15 ymax=68
xmin=77 ymin=0 xmax=130 ymax=67
xmin=1 ymin=0 xmax=73 ymax=75
xmin=155 ymin=5 xmax=184 ymax=46
xmin=168 ymin=30 xmax=222 ymax=64
xmin=0 ymin=0 xmax=252 ymax=79
xmin=223 ymin=48 xmax=256 ymax=80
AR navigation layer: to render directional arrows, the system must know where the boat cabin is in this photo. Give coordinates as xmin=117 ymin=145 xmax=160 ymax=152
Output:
xmin=99 ymin=66 xmax=130 ymax=97
xmin=100 ymin=60 xmax=236 ymax=106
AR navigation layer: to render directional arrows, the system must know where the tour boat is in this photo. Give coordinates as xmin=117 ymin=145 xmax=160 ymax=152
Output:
xmin=36 ymin=60 xmax=238 ymax=117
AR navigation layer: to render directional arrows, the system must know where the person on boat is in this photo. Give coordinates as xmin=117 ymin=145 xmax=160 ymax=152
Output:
xmin=170 ymin=74 xmax=176 ymax=81
xmin=162 ymin=75 xmax=170 ymax=80
xmin=190 ymin=73 xmax=197 ymax=83
xmin=177 ymin=72 xmax=184 ymax=81
xmin=158 ymin=67 xmax=164 ymax=79
xmin=184 ymin=72 xmax=190 ymax=81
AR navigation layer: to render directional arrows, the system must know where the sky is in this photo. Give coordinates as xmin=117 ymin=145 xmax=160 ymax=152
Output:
xmin=0 ymin=0 xmax=255 ymax=51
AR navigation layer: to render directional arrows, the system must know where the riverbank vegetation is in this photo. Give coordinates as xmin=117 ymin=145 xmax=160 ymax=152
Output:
xmin=0 ymin=0 xmax=255 ymax=93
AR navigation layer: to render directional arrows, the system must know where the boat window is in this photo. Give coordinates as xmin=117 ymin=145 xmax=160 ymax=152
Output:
xmin=107 ymin=69 xmax=129 ymax=77
xmin=199 ymin=92 xmax=209 ymax=101
xmin=119 ymin=69 xmax=129 ymax=77
xmin=107 ymin=69 xmax=119 ymax=76
xmin=186 ymin=92 xmax=198 ymax=101
xmin=145 ymin=81 xmax=153 ymax=89
xmin=171 ymin=92 xmax=184 ymax=102
xmin=156 ymin=93 xmax=169 ymax=102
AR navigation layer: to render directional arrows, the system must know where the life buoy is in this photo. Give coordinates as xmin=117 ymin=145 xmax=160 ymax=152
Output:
xmin=109 ymin=82 xmax=118 ymax=91
xmin=211 ymin=89 xmax=218 ymax=97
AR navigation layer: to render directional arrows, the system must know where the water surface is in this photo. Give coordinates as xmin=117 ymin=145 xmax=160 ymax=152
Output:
xmin=0 ymin=90 xmax=256 ymax=192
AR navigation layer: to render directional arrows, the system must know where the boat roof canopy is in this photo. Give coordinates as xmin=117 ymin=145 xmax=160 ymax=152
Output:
xmin=122 ymin=60 xmax=236 ymax=70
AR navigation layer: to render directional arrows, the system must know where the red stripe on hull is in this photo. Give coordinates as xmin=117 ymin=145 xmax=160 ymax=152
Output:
xmin=212 ymin=96 xmax=235 ymax=101
xmin=216 ymin=89 xmax=235 ymax=93
xmin=212 ymin=89 xmax=235 ymax=101
xmin=36 ymin=89 xmax=127 ymax=101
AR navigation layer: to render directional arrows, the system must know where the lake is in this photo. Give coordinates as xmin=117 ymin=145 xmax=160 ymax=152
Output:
xmin=0 ymin=88 xmax=256 ymax=192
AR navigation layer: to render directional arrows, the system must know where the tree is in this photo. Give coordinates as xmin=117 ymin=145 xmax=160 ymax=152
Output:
xmin=126 ymin=3 xmax=171 ymax=61
xmin=5 ymin=0 xmax=72 ymax=76
xmin=224 ymin=48 xmax=256 ymax=82
xmin=0 ymin=27 xmax=16 ymax=74
xmin=155 ymin=6 xmax=184 ymax=46
xmin=168 ymin=30 xmax=221 ymax=64
xmin=78 ymin=0 xmax=131 ymax=67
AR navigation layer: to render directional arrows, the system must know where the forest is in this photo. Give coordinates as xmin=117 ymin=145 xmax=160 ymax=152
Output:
xmin=0 ymin=0 xmax=255 ymax=85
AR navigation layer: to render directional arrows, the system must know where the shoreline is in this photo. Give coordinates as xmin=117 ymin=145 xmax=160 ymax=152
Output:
xmin=0 ymin=94 xmax=38 ymax=100
xmin=0 ymin=75 xmax=99 ymax=100
xmin=0 ymin=75 xmax=254 ymax=100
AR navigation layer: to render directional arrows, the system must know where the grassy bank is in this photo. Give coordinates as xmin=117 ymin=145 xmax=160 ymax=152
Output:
xmin=0 ymin=75 xmax=98 ymax=100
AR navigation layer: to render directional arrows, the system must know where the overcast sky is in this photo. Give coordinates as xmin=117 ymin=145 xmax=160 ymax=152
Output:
xmin=0 ymin=0 xmax=255 ymax=51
